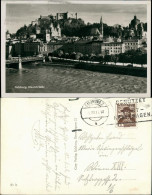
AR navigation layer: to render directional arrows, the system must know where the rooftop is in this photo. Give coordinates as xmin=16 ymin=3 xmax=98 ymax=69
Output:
xmin=123 ymin=39 xmax=138 ymax=42
xmin=90 ymin=28 xmax=101 ymax=36
xmin=102 ymin=42 xmax=123 ymax=44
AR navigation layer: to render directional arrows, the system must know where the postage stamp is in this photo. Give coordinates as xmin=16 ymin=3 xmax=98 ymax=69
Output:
xmin=117 ymin=104 xmax=136 ymax=127
xmin=80 ymin=99 xmax=109 ymax=126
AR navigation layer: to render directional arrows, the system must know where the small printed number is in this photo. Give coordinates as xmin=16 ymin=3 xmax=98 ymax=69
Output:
xmin=10 ymin=183 xmax=17 ymax=186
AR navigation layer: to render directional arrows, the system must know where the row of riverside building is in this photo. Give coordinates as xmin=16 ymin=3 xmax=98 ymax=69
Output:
xmin=6 ymin=39 xmax=141 ymax=58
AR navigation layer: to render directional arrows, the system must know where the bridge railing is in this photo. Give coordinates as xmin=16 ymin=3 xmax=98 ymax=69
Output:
xmin=6 ymin=56 xmax=43 ymax=64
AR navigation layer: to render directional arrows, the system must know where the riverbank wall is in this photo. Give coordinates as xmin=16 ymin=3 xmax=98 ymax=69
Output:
xmin=51 ymin=57 xmax=147 ymax=77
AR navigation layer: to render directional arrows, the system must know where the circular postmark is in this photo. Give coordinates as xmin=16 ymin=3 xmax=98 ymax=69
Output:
xmin=80 ymin=99 xmax=109 ymax=126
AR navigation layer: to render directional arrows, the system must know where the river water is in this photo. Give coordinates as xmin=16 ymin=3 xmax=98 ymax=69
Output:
xmin=6 ymin=62 xmax=147 ymax=93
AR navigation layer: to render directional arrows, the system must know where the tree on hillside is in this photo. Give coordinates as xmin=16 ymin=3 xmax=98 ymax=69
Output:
xmin=16 ymin=25 xmax=28 ymax=37
xmin=39 ymin=18 xmax=52 ymax=29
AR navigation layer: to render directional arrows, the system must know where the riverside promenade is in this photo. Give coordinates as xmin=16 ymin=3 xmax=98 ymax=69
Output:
xmin=50 ymin=57 xmax=147 ymax=77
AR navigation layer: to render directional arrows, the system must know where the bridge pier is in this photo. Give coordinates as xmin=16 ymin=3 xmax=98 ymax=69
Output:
xmin=48 ymin=56 xmax=52 ymax=62
xmin=18 ymin=56 xmax=22 ymax=69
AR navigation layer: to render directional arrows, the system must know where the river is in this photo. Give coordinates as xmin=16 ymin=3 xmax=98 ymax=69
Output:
xmin=6 ymin=62 xmax=147 ymax=93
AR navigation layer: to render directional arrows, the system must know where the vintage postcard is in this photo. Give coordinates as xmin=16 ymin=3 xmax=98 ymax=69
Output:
xmin=1 ymin=97 xmax=151 ymax=194
xmin=1 ymin=0 xmax=151 ymax=97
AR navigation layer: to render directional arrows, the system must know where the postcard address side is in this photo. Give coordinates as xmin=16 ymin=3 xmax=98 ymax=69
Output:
xmin=1 ymin=98 xmax=152 ymax=194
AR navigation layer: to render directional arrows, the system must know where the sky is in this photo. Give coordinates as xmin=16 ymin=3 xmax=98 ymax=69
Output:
xmin=6 ymin=3 xmax=147 ymax=33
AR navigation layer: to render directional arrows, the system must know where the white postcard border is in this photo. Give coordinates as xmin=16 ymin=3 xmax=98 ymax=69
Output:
xmin=1 ymin=0 xmax=151 ymax=97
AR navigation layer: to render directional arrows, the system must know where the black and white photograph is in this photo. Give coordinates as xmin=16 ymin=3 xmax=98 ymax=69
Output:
xmin=2 ymin=0 xmax=151 ymax=96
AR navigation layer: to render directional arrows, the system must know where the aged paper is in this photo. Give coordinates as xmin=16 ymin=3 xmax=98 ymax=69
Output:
xmin=1 ymin=98 xmax=151 ymax=194
xmin=1 ymin=0 xmax=151 ymax=97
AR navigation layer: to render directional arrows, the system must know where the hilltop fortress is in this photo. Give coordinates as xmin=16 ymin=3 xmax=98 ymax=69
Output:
xmin=31 ymin=12 xmax=78 ymax=26
xmin=29 ymin=12 xmax=78 ymax=41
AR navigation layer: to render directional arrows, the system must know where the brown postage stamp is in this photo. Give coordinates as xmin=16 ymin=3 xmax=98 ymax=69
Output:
xmin=117 ymin=104 xmax=136 ymax=127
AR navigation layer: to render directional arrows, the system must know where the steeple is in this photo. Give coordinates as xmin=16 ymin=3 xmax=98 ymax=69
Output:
xmin=99 ymin=16 xmax=103 ymax=39
xmin=100 ymin=16 xmax=103 ymax=24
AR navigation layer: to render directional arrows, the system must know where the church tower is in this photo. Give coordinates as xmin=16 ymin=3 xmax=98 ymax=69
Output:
xmin=99 ymin=16 xmax=103 ymax=39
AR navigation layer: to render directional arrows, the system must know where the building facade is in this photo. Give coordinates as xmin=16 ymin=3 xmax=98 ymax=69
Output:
xmin=14 ymin=42 xmax=25 ymax=56
xmin=123 ymin=39 xmax=139 ymax=51
xmin=30 ymin=34 xmax=36 ymax=39
xmin=24 ymin=42 xmax=40 ymax=55
xmin=6 ymin=44 xmax=13 ymax=59
xmin=101 ymin=42 xmax=125 ymax=55
xmin=36 ymin=26 xmax=41 ymax=34
xmin=50 ymin=23 xmax=61 ymax=37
